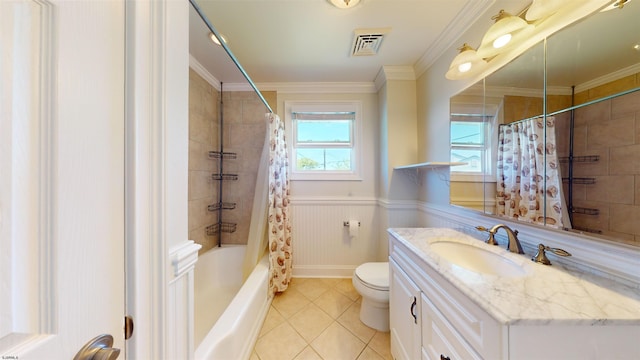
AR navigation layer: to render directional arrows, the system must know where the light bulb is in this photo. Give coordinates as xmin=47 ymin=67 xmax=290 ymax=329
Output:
xmin=458 ymin=62 xmax=472 ymax=73
xmin=493 ymin=34 xmax=512 ymax=49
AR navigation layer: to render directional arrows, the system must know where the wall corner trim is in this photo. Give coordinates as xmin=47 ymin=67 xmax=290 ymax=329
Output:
xmin=170 ymin=240 xmax=202 ymax=278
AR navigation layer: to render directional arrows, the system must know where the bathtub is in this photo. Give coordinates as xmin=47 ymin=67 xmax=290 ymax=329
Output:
xmin=194 ymin=245 xmax=271 ymax=360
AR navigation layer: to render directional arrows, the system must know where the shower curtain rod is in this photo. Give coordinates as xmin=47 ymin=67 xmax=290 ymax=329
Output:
xmin=189 ymin=0 xmax=274 ymax=114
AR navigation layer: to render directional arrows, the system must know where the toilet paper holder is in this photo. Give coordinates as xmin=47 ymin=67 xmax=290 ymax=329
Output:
xmin=343 ymin=221 xmax=360 ymax=227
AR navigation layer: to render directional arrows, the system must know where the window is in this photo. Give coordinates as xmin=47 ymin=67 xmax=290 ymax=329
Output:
xmin=450 ymin=114 xmax=489 ymax=173
xmin=285 ymin=101 xmax=362 ymax=180
xmin=450 ymin=109 xmax=498 ymax=182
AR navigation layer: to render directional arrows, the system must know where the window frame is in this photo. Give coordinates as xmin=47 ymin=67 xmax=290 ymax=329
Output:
xmin=450 ymin=102 xmax=498 ymax=183
xmin=285 ymin=101 xmax=363 ymax=181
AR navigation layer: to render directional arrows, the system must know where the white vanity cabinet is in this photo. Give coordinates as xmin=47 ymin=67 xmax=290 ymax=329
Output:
xmin=390 ymin=237 xmax=501 ymax=360
xmin=389 ymin=259 xmax=421 ymax=360
xmin=388 ymin=228 xmax=640 ymax=360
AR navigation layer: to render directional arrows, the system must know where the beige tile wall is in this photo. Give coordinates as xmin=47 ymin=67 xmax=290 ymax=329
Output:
xmin=557 ymin=90 xmax=640 ymax=245
xmin=188 ymin=70 xmax=274 ymax=251
xmin=218 ymin=90 xmax=271 ymax=245
xmin=188 ymin=69 xmax=220 ymax=254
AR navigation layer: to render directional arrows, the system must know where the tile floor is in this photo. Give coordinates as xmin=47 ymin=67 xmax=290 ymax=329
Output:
xmin=250 ymin=278 xmax=392 ymax=360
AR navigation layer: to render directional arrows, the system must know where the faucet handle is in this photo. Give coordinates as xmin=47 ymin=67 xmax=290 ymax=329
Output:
xmin=532 ymin=243 xmax=572 ymax=265
xmin=475 ymin=225 xmax=498 ymax=245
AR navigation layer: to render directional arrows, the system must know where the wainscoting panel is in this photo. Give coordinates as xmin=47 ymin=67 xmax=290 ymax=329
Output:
xmin=167 ymin=240 xmax=201 ymax=360
xmin=377 ymin=199 xmax=420 ymax=259
xmin=290 ymin=197 xmax=379 ymax=277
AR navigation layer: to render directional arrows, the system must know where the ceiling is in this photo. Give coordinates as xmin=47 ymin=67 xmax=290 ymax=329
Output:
xmin=189 ymin=0 xmax=530 ymax=85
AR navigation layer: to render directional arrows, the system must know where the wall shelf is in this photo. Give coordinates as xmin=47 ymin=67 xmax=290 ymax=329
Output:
xmin=206 ymin=222 xmax=237 ymax=235
xmin=212 ymin=173 xmax=239 ymax=181
xmin=207 ymin=202 xmax=237 ymax=212
xmin=394 ymin=162 xmax=466 ymax=170
xmin=559 ymin=155 xmax=599 ymax=163
xmin=563 ymin=177 xmax=596 ymax=185
xmin=208 ymin=151 xmax=237 ymax=160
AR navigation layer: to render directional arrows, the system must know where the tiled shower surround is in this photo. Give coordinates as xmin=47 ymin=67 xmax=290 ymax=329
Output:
xmin=188 ymin=68 xmax=272 ymax=254
xmin=188 ymin=69 xmax=219 ymax=254
xmin=556 ymin=89 xmax=640 ymax=245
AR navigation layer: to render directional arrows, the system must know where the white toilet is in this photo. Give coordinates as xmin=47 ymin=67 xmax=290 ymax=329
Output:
xmin=352 ymin=262 xmax=390 ymax=332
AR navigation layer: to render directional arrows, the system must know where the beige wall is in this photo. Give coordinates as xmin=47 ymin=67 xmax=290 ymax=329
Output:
xmin=503 ymin=95 xmax=543 ymax=123
xmin=188 ymin=69 xmax=220 ymax=254
xmin=575 ymin=72 xmax=640 ymax=105
xmin=220 ymin=90 xmax=270 ymax=245
xmin=382 ymin=78 xmax=420 ymax=200
xmin=556 ymin=90 xmax=640 ymax=245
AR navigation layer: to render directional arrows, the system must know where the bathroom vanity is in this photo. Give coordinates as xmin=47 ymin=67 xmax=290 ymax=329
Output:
xmin=388 ymin=228 xmax=640 ymax=360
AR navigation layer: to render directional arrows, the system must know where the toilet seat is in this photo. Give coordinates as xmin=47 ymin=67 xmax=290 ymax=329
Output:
xmin=354 ymin=262 xmax=389 ymax=291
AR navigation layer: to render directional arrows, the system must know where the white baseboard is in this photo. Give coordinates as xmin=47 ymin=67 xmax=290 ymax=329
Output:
xmin=293 ymin=265 xmax=356 ymax=278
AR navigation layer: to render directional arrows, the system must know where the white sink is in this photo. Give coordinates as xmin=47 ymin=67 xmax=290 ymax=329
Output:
xmin=430 ymin=241 xmax=530 ymax=277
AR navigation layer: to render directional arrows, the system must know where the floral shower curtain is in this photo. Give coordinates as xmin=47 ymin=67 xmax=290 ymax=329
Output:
xmin=266 ymin=112 xmax=292 ymax=295
xmin=496 ymin=116 xmax=564 ymax=228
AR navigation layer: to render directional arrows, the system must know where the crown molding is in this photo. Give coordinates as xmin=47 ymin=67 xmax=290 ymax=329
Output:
xmin=414 ymin=0 xmax=495 ymax=78
xmin=485 ymin=85 xmax=544 ymax=98
xmin=374 ymin=65 xmax=416 ymax=90
xmin=189 ymin=54 xmax=220 ymax=90
xmin=221 ymin=83 xmax=255 ymax=92
xmin=189 ymin=55 xmax=260 ymax=92
xmin=256 ymin=82 xmax=377 ymax=94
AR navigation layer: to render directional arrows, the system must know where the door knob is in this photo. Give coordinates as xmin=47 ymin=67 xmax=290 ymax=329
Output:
xmin=74 ymin=334 xmax=120 ymax=360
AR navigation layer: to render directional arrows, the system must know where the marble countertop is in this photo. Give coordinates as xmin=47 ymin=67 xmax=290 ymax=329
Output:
xmin=388 ymin=227 xmax=640 ymax=326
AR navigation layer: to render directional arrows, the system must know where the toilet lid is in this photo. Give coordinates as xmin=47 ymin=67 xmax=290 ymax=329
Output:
xmin=355 ymin=262 xmax=389 ymax=290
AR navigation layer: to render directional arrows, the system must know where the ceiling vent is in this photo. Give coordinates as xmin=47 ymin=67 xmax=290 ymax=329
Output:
xmin=351 ymin=27 xmax=391 ymax=56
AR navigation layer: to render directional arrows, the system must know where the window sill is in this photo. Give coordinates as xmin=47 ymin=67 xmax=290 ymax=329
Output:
xmin=393 ymin=162 xmax=466 ymax=170
xmin=290 ymin=172 xmax=363 ymax=181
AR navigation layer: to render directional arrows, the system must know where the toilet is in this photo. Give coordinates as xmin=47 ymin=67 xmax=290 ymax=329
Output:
xmin=352 ymin=262 xmax=390 ymax=332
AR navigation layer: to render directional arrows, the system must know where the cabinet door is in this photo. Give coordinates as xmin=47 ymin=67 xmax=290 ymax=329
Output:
xmin=390 ymin=259 xmax=422 ymax=360
xmin=421 ymin=294 xmax=482 ymax=360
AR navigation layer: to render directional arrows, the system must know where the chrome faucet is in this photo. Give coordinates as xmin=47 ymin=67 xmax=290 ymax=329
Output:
xmin=476 ymin=224 xmax=524 ymax=254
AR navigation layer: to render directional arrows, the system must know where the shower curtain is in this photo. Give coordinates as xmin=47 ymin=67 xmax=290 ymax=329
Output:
xmin=496 ymin=116 xmax=564 ymax=228
xmin=266 ymin=113 xmax=292 ymax=294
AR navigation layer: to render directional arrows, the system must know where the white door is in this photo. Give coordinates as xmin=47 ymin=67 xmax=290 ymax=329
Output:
xmin=1 ymin=1 xmax=125 ymax=359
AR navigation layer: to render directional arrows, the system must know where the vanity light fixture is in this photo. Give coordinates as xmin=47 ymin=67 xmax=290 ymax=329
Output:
xmin=328 ymin=0 xmax=361 ymax=9
xmin=445 ymin=43 xmax=487 ymax=80
xmin=476 ymin=10 xmax=533 ymax=59
xmin=525 ymin=0 xmax=567 ymax=21
xmin=209 ymin=32 xmax=227 ymax=46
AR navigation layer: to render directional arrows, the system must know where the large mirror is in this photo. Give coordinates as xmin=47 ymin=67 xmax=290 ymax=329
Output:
xmin=450 ymin=3 xmax=640 ymax=247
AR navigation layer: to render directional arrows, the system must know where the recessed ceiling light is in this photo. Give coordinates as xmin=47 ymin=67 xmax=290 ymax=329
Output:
xmin=209 ymin=32 xmax=227 ymax=46
xmin=328 ymin=0 xmax=361 ymax=9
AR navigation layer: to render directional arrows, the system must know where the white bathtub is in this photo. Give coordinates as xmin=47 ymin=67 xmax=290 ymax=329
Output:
xmin=194 ymin=245 xmax=271 ymax=360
